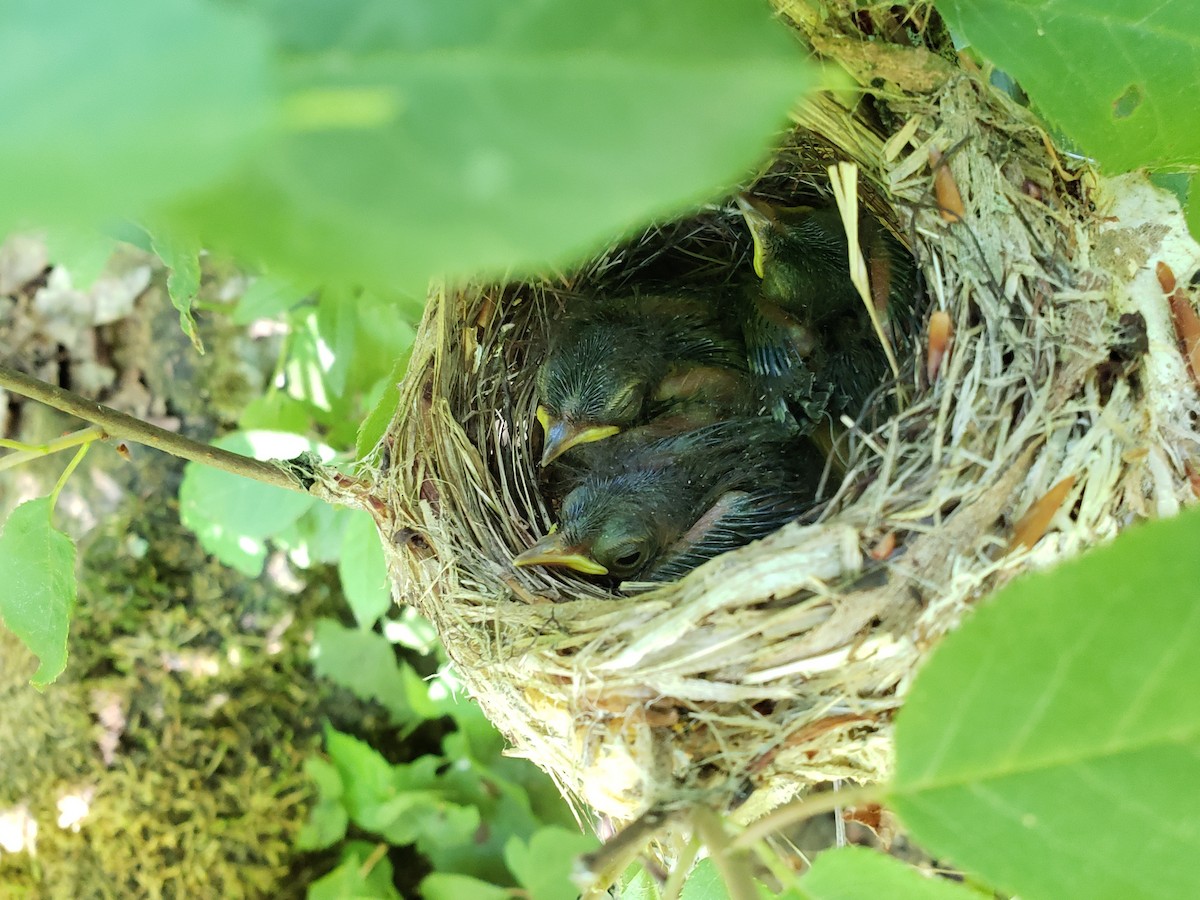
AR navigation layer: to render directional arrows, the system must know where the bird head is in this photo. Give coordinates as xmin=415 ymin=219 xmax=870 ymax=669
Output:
xmin=535 ymin=326 xmax=653 ymax=465
xmin=514 ymin=471 xmax=668 ymax=579
xmin=735 ymin=193 xmax=782 ymax=279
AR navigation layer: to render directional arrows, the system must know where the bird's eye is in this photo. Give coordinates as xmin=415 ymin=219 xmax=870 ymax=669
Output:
xmin=609 ymin=544 xmax=647 ymax=574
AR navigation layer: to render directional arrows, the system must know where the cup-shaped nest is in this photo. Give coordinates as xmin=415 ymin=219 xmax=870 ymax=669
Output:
xmin=364 ymin=3 xmax=1200 ymax=829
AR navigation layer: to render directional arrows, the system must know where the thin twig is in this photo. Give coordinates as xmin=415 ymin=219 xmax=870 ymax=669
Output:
xmin=691 ymin=806 xmax=759 ymax=900
xmin=0 ymin=426 xmax=106 ymax=473
xmin=731 ymin=783 xmax=883 ymax=850
xmin=0 ymin=365 xmax=312 ymax=495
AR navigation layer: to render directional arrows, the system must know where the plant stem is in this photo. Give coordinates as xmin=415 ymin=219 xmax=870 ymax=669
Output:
xmin=0 ymin=426 xmax=106 ymax=472
xmin=691 ymin=806 xmax=758 ymax=900
xmin=0 ymin=364 xmax=312 ymax=495
xmin=730 ymin=783 xmax=882 ymax=850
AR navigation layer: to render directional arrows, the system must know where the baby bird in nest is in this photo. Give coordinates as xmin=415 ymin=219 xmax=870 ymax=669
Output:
xmin=534 ymin=291 xmax=757 ymax=466
xmin=735 ymin=193 xmax=916 ymax=433
xmin=514 ymin=417 xmax=822 ymax=582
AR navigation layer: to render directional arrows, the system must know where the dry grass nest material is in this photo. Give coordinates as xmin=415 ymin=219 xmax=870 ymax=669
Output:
xmin=361 ymin=3 xmax=1200 ymax=832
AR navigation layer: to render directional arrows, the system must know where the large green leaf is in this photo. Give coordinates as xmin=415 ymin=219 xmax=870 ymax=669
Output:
xmin=177 ymin=0 xmax=812 ymax=293
xmin=892 ymin=509 xmax=1200 ymax=900
xmin=504 ymin=826 xmax=601 ymax=900
xmin=0 ymin=497 xmax=77 ymax=685
xmin=178 ymin=430 xmax=330 ymax=575
xmin=0 ymin=0 xmax=272 ymax=231
xmin=940 ymin=0 xmax=1200 ymax=171
xmin=312 ymin=619 xmax=414 ymax=724
xmin=338 ymin=509 xmax=393 ymax=627
xmin=794 ymin=847 xmax=979 ymax=899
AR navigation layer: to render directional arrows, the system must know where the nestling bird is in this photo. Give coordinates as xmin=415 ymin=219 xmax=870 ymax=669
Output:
xmin=534 ymin=291 xmax=757 ymax=466
xmin=735 ymin=193 xmax=916 ymax=429
xmin=514 ymin=417 xmax=823 ymax=582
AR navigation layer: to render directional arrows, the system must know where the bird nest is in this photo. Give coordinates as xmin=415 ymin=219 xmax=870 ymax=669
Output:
xmin=362 ymin=1 xmax=1200 ymax=841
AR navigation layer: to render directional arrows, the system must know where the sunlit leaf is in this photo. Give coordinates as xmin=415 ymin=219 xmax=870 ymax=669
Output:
xmin=794 ymin=847 xmax=980 ymax=899
xmin=892 ymin=509 xmax=1200 ymax=900
xmin=0 ymin=497 xmax=76 ymax=685
xmin=176 ymin=0 xmax=813 ymax=292
xmin=0 ymin=0 xmax=272 ymax=231
xmin=940 ymin=0 xmax=1200 ymax=171
xmin=505 ymin=826 xmax=601 ymax=900
xmin=150 ymin=226 xmax=204 ymax=352
xmin=338 ymin=509 xmax=393 ymax=627
xmin=312 ymin=619 xmax=414 ymax=724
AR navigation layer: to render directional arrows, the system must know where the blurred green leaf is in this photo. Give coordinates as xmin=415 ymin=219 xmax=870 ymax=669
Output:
xmin=239 ymin=391 xmax=315 ymax=435
xmin=150 ymin=226 xmax=204 ymax=352
xmin=43 ymin=226 xmax=116 ymax=290
xmin=892 ymin=509 xmax=1200 ymax=900
xmin=939 ymin=0 xmax=1200 ymax=171
xmin=175 ymin=0 xmax=812 ymax=293
xmin=187 ymin=523 xmax=268 ymax=579
xmin=297 ymin=757 xmax=349 ymax=851
xmin=680 ymin=858 xmax=726 ymax=900
xmin=419 ymin=873 xmax=511 ymax=900
xmin=324 ymin=725 xmax=400 ymax=816
xmin=505 ymin=826 xmax=600 ymax=900
xmin=233 ymin=274 xmax=308 ymax=325
xmin=356 ymin=365 xmax=406 ymax=461
xmin=0 ymin=0 xmax=272 ymax=232
xmin=0 ymin=497 xmax=77 ymax=685
xmin=382 ymin=608 xmax=440 ymax=655
xmin=316 ymin=288 xmax=359 ymax=397
xmin=308 ymin=841 xmax=401 ymax=900
xmin=795 ymin=847 xmax=978 ymax=899
xmin=179 ymin=431 xmax=329 ymax=566
xmin=276 ymin=503 xmax=351 ymax=567
xmin=312 ymin=619 xmax=414 ymax=724
xmin=339 ymin=510 xmax=393 ymax=627
xmin=619 ymin=864 xmax=660 ymax=900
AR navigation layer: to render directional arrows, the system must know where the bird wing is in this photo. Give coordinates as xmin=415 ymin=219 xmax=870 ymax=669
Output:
xmin=740 ymin=292 xmax=831 ymax=427
xmin=646 ymin=489 xmax=814 ymax=582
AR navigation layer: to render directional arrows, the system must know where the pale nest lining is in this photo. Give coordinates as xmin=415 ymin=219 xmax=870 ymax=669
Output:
xmin=367 ymin=9 xmax=1200 ymax=829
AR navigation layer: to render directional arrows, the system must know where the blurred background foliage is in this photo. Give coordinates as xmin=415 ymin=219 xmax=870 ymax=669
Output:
xmin=4 ymin=0 xmax=1200 ymax=896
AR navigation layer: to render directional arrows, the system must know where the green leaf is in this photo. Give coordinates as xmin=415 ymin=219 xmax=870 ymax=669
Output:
xmin=939 ymin=0 xmax=1200 ymax=171
xmin=795 ymin=848 xmax=979 ymax=899
xmin=238 ymin=392 xmax=315 ymax=435
xmin=43 ymin=226 xmax=115 ymax=290
xmin=176 ymin=0 xmax=812 ymax=292
xmin=356 ymin=367 xmax=405 ymax=461
xmin=150 ymin=226 xmax=204 ymax=353
xmin=418 ymin=873 xmax=511 ymax=900
xmin=1189 ymin=175 xmax=1200 ymax=244
xmin=339 ymin=510 xmax=393 ymax=627
xmin=892 ymin=509 xmax=1200 ymax=900
xmin=312 ymin=619 xmax=415 ymax=724
xmin=179 ymin=430 xmax=325 ymax=548
xmin=505 ymin=826 xmax=600 ymax=900
xmin=619 ymin=864 xmax=660 ymax=900
xmin=297 ymin=757 xmax=349 ymax=851
xmin=308 ymin=841 xmax=401 ymax=900
xmin=680 ymin=858 xmax=726 ymax=900
xmin=276 ymin=503 xmax=351 ymax=567
xmin=316 ymin=287 xmax=359 ymax=397
xmin=232 ymin=275 xmax=307 ymax=325
xmin=0 ymin=497 xmax=77 ymax=685
xmin=325 ymin=726 xmax=398 ymax=815
xmin=0 ymin=0 xmax=272 ymax=232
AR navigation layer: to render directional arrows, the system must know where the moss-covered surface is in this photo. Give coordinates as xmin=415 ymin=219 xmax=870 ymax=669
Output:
xmin=0 ymin=476 xmax=349 ymax=898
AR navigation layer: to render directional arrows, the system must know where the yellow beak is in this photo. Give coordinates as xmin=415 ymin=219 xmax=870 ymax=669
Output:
xmin=513 ymin=532 xmax=609 ymax=575
xmin=735 ymin=193 xmax=776 ymax=279
xmin=537 ymin=405 xmax=620 ymax=466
